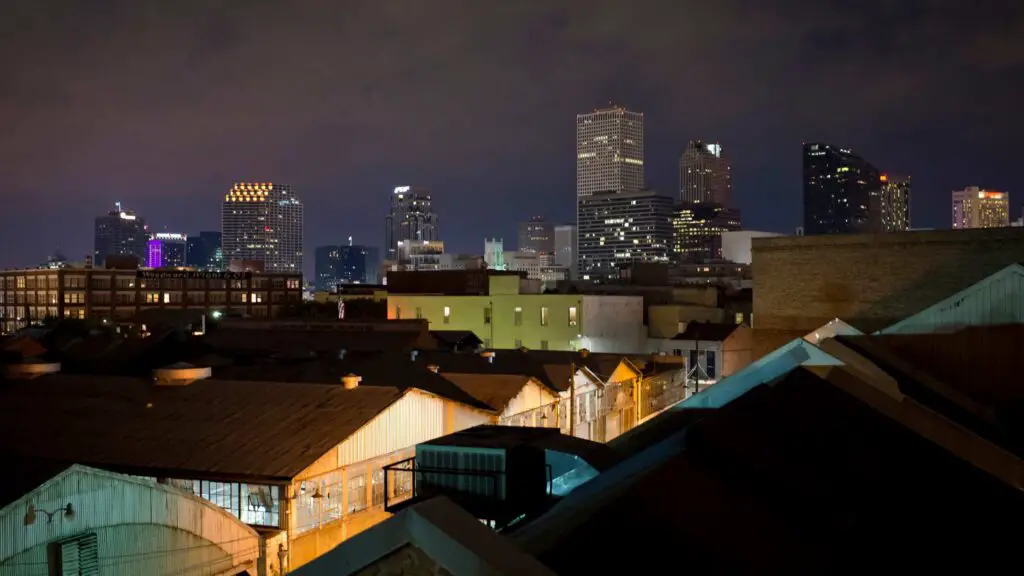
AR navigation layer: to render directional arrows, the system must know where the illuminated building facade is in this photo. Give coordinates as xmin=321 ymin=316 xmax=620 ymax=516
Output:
xmin=315 ymin=242 xmax=379 ymax=290
xmin=879 ymin=175 xmax=912 ymax=232
xmin=576 ymin=106 xmax=644 ymax=198
xmin=385 ymin=186 xmax=437 ymax=261
xmin=221 ymin=182 xmax=304 ymax=276
xmin=577 ymin=190 xmax=673 ymax=282
xmin=146 ymin=232 xmax=188 ymax=268
xmin=679 ymin=140 xmax=732 ymax=207
xmin=94 ymin=202 xmax=147 ymax=267
xmin=396 ymin=240 xmax=445 ymax=271
xmin=952 ymin=187 xmax=1010 ymax=229
xmin=672 ymin=202 xmax=742 ymax=263
xmin=0 ymin=267 xmax=302 ymax=333
xmin=802 ymin=142 xmax=881 ymax=235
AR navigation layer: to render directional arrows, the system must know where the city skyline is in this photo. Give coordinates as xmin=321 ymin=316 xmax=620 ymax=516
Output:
xmin=2 ymin=2 xmax=1022 ymax=273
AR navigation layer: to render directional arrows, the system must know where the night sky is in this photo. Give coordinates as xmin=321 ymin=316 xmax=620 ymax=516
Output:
xmin=2 ymin=1 xmax=1023 ymax=275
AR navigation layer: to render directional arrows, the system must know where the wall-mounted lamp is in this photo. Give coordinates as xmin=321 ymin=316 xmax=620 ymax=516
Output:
xmin=24 ymin=502 xmax=75 ymax=526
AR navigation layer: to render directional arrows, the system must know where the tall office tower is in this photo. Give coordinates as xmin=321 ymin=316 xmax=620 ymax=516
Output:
xmin=672 ymin=203 xmax=742 ymax=263
xmin=952 ymin=187 xmax=1010 ymax=229
xmin=221 ymin=182 xmax=304 ymax=275
xmin=146 ymin=233 xmax=188 ymax=268
xmin=338 ymin=242 xmax=379 ymax=284
xmin=577 ymin=190 xmax=673 ymax=282
xmin=314 ymin=245 xmax=341 ymax=292
xmin=879 ymin=175 xmax=912 ymax=232
xmin=385 ymin=186 xmax=438 ymax=260
xmin=803 ymin=142 xmax=882 ymax=235
xmin=576 ymin=105 xmax=644 ymax=197
xmin=553 ymin=224 xmax=577 ymax=280
xmin=94 ymin=202 xmax=147 ymax=267
xmin=517 ymin=216 xmax=555 ymax=254
xmin=679 ymin=140 xmax=732 ymax=207
xmin=186 ymin=231 xmax=223 ymax=271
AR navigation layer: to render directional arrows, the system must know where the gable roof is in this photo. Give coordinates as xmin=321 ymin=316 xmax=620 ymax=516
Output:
xmin=880 ymin=262 xmax=1024 ymax=334
xmin=291 ymin=496 xmax=556 ymax=576
xmin=428 ymin=330 xmax=483 ymax=349
xmin=442 ymin=373 xmax=542 ymax=412
xmin=0 ymin=374 xmax=404 ymax=483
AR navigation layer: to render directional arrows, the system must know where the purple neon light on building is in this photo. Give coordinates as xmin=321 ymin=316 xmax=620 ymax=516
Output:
xmin=147 ymin=239 xmax=163 ymax=268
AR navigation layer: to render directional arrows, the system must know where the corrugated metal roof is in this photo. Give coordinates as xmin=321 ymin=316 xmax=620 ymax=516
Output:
xmin=0 ymin=374 xmax=404 ymax=483
xmin=441 ymin=373 xmax=535 ymax=411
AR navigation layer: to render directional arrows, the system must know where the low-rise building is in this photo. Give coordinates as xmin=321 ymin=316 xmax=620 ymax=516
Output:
xmin=387 ymin=271 xmax=645 ymax=353
xmin=0 ymin=267 xmax=303 ymax=333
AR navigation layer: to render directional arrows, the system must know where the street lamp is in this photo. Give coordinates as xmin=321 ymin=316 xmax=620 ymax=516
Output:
xmin=24 ymin=502 xmax=75 ymax=525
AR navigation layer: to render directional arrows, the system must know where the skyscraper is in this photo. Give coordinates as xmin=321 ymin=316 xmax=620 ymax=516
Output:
xmin=803 ymin=142 xmax=882 ymax=235
xmin=671 ymin=203 xmax=742 ymax=263
xmin=385 ymin=186 xmax=437 ymax=260
xmin=577 ymin=190 xmax=673 ymax=282
xmin=221 ymin=182 xmax=303 ymax=275
xmin=94 ymin=202 xmax=147 ymax=267
xmin=554 ymin=224 xmax=577 ymax=280
xmin=679 ymin=140 xmax=732 ymax=207
xmin=880 ymin=175 xmax=911 ymax=232
xmin=952 ymin=187 xmax=1010 ymax=229
xmin=186 ymin=231 xmax=223 ymax=271
xmin=146 ymin=232 xmax=187 ymax=268
xmin=576 ymin=105 xmax=644 ymax=197
xmin=517 ymin=217 xmax=555 ymax=254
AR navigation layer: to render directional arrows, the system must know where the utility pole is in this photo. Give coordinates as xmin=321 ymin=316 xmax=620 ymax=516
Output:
xmin=568 ymin=359 xmax=576 ymax=437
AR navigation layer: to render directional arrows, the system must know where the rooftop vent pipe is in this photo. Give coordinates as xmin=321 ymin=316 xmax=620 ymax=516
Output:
xmin=342 ymin=373 xmax=362 ymax=389
xmin=480 ymin=350 xmax=496 ymax=364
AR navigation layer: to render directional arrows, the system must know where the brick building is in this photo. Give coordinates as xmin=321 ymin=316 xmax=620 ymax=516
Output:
xmin=0 ymin=267 xmax=302 ymax=333
xmin=751 ymin=228 xmax=1024 ymax=332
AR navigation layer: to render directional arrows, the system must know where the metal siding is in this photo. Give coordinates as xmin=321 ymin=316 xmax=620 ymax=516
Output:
xmin=884 ymin=268 xmax=1024 ymax=334
xmin=452 ymin=404 xmax=496 ymax=431
xmin=338 ymin=391 xmax=445 ymax=467
xmin=0 ymin=466 xmax=259 ymax=576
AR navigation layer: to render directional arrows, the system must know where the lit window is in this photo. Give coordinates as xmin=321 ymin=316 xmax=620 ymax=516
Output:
xmin=514 ymin=306 xmax=523 ymax=326
xmin=568 ymin=306 xmax=578 ymax=326
xmin=540 ymin=306 xmax=549 ymax=326
xmin=443 ymin=306 xmax=450 ymax=324
xmin=735 ymin=312 xmax=743 ymax=324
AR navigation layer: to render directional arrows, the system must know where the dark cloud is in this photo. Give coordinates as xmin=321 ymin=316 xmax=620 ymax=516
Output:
xmin=0 ymin=0 xmax=1022 ymax=272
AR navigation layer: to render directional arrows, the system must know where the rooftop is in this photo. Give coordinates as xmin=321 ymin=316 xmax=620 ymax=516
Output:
xmin=442 ymin=373 xmax=541 ymax=411
xmin=0 ymin=374 xmax=403 ymax=483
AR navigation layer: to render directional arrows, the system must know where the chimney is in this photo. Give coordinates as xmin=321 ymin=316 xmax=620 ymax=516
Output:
xmin=342 ymin=373 xmax=362 ymax=390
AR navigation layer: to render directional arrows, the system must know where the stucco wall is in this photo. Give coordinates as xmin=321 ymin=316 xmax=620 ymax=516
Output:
xmin=752 ymin=228 xmax=1024 ymax=332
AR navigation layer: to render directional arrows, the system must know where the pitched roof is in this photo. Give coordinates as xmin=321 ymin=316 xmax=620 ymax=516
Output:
xmin=0 ymin=374 xmax=403 ymax=483
xmin=428 ymin=330 xmax=483 ymax=348
xmin=204 ymin=327 xmax=435 ymax=353
xmin=442 ymin=373 xmax=538 ymax=412
xmin=520 ymin=367 xmax=1024 ymax=573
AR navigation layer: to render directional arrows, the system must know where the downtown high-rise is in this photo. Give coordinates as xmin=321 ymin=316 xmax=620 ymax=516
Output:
xmin=802 ymin=142 xmax=881 ymax=235
xmin=221 ymin=182 xmax=303 ymax=275
xmin=952 ymin=187 xmax=1010 ymax=229
xmin=880 ymin=175 xmax=911 ymax=232
xmin=94 ymin=202 xmax=147 ymax=267
xmin=385 ymin=186 xmax=437 ymax=261
xmin=576 ymin=106 xmax=644 ymax=197
xmin=679 ymin=140 xmax=732 ymax=207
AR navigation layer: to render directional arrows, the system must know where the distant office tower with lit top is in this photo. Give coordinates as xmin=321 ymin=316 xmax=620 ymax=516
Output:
xmin=952 ymin=187 xmax=1010 ymax=229
xmin=385 ymin=186 xmax=437 ymax=260
xmin=221 ymin=182 xmax=303 ymax=275
xmin=679 ymin=140 xmax=732 ymax=207
xmin=576 ymin=105 xmax=644 ymax=197
xmin=879 ymin=175 xmax=911 ymax=232
xmin=94 ymin=202 xmax=147 ymax=267
xmin=146 ymin=232 xmax=187 ymax=268
xmin=803 ymin=142 xmax=881 ymax=235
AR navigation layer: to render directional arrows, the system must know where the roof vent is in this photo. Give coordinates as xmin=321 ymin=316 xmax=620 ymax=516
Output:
xmin=426 ymin=364 xmax=440 ymax=374
xmin=579 ymin=348 xmax=590 ymax=358
xmin=480 ymin=350 xmax=496 ymax=364
xmin=410 ymin=350 xmax=419 ymax=362
xmin=342 ymin=373 xmax=362 ymax=389
xmin=5 ymin=358 xmax=60 ymax=380
xmin=338 ymin=348 xmax=347 ymax=360
xmin=518 ymin=347 xmax=529 ymax=353
xmin=152 ymin=362 xmax=211 ymax=386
